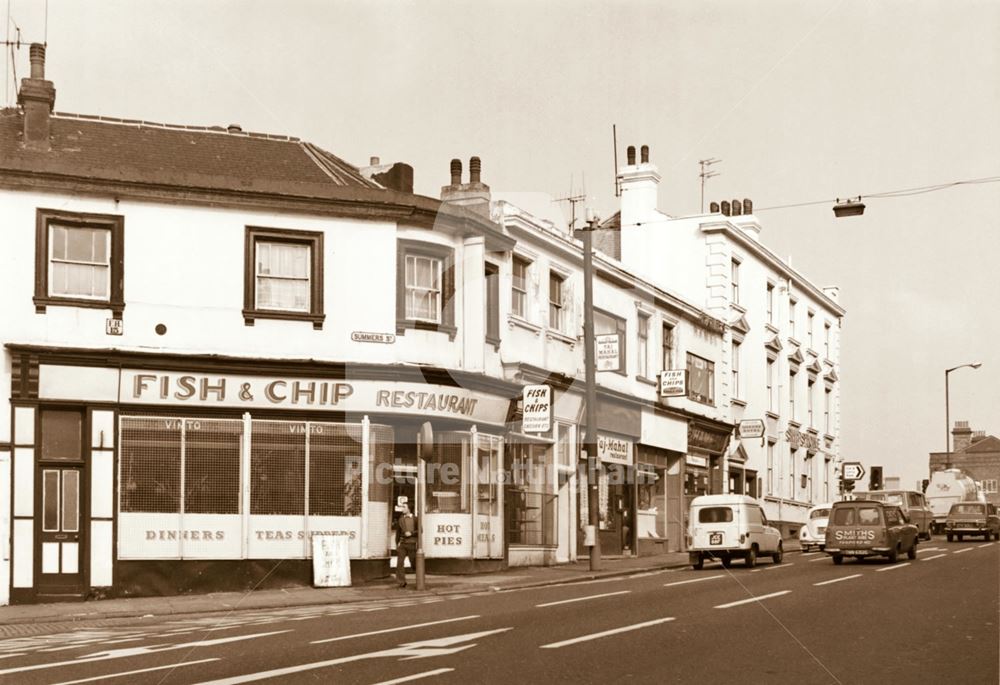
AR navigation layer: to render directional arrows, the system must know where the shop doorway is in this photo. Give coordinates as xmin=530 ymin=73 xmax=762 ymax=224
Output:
xmin=35 ymin=409 xmax=88 ymax=600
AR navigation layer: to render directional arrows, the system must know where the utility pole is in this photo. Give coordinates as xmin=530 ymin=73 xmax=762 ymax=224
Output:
xmin=699 ymin=158 xmax=721 ymax=213
xmin=555 ymin=193 xmax=586 ymax=232
xmin=582 ymin=209 xmax=601 ymax=571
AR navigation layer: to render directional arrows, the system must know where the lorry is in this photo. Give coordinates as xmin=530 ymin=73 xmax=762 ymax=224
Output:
xmin=926 ymin=469 xmax=985 ymax=534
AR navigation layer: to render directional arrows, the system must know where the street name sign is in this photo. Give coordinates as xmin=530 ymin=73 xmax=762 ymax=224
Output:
xmin=842 ymin=462 xmax=866 ymax=481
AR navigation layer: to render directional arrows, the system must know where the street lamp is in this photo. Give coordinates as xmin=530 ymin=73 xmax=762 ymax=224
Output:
xmin=944 ymin=362 xmax=982 ymax=469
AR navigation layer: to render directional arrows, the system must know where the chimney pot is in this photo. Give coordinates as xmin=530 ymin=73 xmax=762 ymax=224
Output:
xmin=721 ymin=200 xmax=731 ymax=216
xmin=732 ymin=199 xmax=742 ymax=215
xmin=626 ymin=145 xmax=636 ymax=165
xmin=370 ymin=156 xmax=380 ymax=166
xmin=709 ymin=201 xmax=720 ymax=213
xmin=470 ymin=156 xmax=481 ymax=184
xmin=450 ymin=158 xmax=462 ymax=185
xmin=29 ymin=43 xmax=46 ymax=79
xmin=227 ymin=123 xmax=242 ymax=133
xmin=743 ymin=198 xmax=753 ymax=214
xmin=640 ymin=145 xmax=649 ymax=164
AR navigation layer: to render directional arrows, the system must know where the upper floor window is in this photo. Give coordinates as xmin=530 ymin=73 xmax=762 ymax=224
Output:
xmin=731 ymin=340 xmax=742 ymax=400
xmin=807 ymin=311 xmax=815 ymax=349
xmin=789 ymin=369 xmax=798 ymax=421
xmin=549 ymin=270 xmax=567 ymax=333
xmin=244 ymin=227 xmax=324 ymax=328
xmin=766 ymin=283 xmax=775 ymax=325
xmin=637 ymin=312 xmax=650 ymax=378
xmin=731 ymin=259 xmax=740 ymax=305
xmin=766 ymin=358 xmax=776 ymax=412
xmin=686 ymin=353 xmax=715 ymax=406
xmin=595 ymin=308 xmax=626 ymax=374
xmin=824 ymin=322 xmax=832 ymax=358
xmin=34 ymin=209 xmax=124 ymax=316
xmin=788 ymin=297 xmax=797 ymax=339
xmin=396 ymin=239 xmax=455 ymax=338
xmin=511 ymin=255 xmax=530 ymax=319
xmin=662 ymin=323 xmax=675 ymax=370
xmin=807 ymin=378 xmax=815 ymax=427
xmin=485 ymin=262 xmax=500 ymax=347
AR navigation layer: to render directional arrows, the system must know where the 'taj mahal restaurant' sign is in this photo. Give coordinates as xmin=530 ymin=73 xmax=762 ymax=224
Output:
xmin=119 ymin=370 xmax=510 ymax=424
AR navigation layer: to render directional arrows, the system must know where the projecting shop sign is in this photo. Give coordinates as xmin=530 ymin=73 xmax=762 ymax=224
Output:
xmin=659 ymin=369 xmax=686 ymax=397
xmin=596 ymin=334 xmax=621 ymax=371
xmin=522 ymin=384 xmax=551 ymax=433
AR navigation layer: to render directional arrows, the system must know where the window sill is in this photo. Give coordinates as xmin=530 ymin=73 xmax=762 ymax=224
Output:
xmin=730 ymin=302 xmax=747 ymax=314
xmin=396 ymin=319 xmax=458 ymax=340
xmin=806 ymin=347 xmax=819 ymax=358
xmin=546 ymin=329 xmax=577 ymax=346
xmin=787 ymin=336 xmax=801 ymax=347
xmin=35 ymin=296 xmax=124 ymax=317
xmin=635 ymin=375 xmax=658 ymax=387
xmin=244 ymin=309 xmax=324 ymax=330
xmin=824 ymin=433 xmax=836 ymax=442
xmin=764 ymin=323 xmax=780 ymax=335
xmin=508 ymin=315 xmax=542 ymax=336
xmin=731 ymin=397 xmax=747 ymax=408
xmin=688 ymin=397 xmax=716 ymax=407
xmin=806 ymin=427 xmax=819 ymax=435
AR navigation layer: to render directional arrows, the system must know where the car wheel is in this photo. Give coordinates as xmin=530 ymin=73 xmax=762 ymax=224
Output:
xmin=946 ymin=533 xmax=953 ymax=542
xmin=907 ymin=540 xmax=917 ymax=560
xmin=772 ymin=541 xmax=784 ymax=564
xmin=958 ymin=534 xmax=964 ymax=542
xmin=832 ymin=554 xmax=843 ymax=565
xmin=887 ymin=544 xmax=898 ymax=563
xmin=745 ymin=546 xmax=757 ymax=568
xmin=721 ymin=555 xmax=732 ymax=568
xmin=692 ymin=555 xmax=704 ymax=571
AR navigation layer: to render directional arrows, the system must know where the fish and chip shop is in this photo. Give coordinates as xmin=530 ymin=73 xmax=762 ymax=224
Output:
xmin=6 ymin=351 xmax=514 ymax=603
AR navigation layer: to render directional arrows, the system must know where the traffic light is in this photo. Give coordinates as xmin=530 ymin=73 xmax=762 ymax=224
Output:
xmin=869 ymin=466 xmax=883 ymax=491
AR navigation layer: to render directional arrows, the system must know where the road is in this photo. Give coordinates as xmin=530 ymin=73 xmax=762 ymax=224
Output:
xmin=1 ymin=539 xmax=996 ymax=685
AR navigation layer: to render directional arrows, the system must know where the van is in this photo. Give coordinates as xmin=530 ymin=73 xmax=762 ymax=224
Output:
xmin=824 ymin=499 xmax=918 ymax=564
xmin=687 ymin=494 xmax=783 ymax=569
xmin=853 ymin=490 xmax=932 ymax=540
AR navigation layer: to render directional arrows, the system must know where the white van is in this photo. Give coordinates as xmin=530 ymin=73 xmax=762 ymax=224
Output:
xmin=687 ymin=494 xmax=783 ymax=569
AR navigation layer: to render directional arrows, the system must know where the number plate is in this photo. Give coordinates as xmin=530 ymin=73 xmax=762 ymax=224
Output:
xmin=709 ymin=532 xmax=723 ymax=545
xmin=844 ymin=549 xmax=869 ymax=555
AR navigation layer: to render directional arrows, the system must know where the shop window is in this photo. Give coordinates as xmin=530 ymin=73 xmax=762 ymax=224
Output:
xmin=396 ymin=240 xmax=456 ymax=338
xmin=368 ymin=424 xmax=396 ymax=504
xmin=34 ymin=208 xmax=125 ymax=315
xmin=636 ymin=465 xmax=665 ymax=538
xmin=120 ymin=417 xmax=241 ymax=515
xmin=476 ymin=434 xmax=501 ymax=517
xmin=427 ymin=437 xmax=469 ymax=513
xmin=686 ymin=353 xmax=715 ymax=405
xmin=243 ymin=227 xmax=325 ymax=328
xmin=508 ymin=442 xmax=556 ymax=546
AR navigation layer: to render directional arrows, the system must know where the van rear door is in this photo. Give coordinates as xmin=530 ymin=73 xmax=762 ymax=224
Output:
xmin=691 ymin=505 xmax=735 ymax=549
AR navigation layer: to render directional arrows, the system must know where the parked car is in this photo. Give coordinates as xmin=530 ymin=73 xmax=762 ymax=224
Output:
xmin=853 ymin=489 xmax=933 ymax=540
xmin=799 ymin=503 xmax=833 ymax=552
xmin=945 ymin=502 xmax=1000 ymax=542
xmin=687 ymin=494 xmax=783 ymax=569
xmin=824 ymin=500 xmax=918 ymax=564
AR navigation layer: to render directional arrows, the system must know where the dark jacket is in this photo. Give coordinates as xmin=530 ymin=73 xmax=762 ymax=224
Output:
xmin=394 ymin=513 xmax=418 ymax=543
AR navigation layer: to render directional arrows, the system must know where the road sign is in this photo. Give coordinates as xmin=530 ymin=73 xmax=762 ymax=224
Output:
xmin=737 ymin=419 xmax=765 ymax=439
xmin=842 ymin=462 xmax=866 ymax=481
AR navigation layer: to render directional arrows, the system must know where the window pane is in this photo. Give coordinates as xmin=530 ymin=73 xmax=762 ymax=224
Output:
xmin=62 ymin=470 xmax=80 ymax=532
xmin=251 ymin=421 xmax=306 ymax=515
xmin=66 ymin=228 xmax=95 ymax=262
xmin=51 ymin=225 xmax=67 ymax=260
xmin=309 ymin=423 xmax=363 ymax=516
xmin=43 ymin=470 xmax=60 ymax=531
xmin=41 ymin=410 xmax=82 ymax=461
xmin=119 ymin=417 xmax=182 ymax=513
xmin=184 ymin=419 xmax=242 ymax=515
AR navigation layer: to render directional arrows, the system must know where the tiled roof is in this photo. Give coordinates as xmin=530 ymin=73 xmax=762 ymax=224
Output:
xmin=964 ymin=436 xmax=1000 ymax=453
xmin=0 ymin=109 xmax=382 ymax=195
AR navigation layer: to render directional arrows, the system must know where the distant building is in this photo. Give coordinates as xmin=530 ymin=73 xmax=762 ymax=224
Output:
xmin=929 ymin=421 xmax=1000 ymax=506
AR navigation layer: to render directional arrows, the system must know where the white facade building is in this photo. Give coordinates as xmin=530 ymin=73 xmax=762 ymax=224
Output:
xmin=615 ymin=145 xmax=845 ymax=533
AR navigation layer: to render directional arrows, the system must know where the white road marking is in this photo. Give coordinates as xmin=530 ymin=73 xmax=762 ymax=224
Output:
xmin=800 ymin=552 xmax=820 ymax=556
xmin=536 ymin=590 xmax=630 ymax=607
xmin=764 ymin=563 xmax=794 ymax=570
xmin=194 ymin=628 xmax=512 ymax=685
xmin=0 ymin=631 xmax=289 ymax=676
xmin=51 ymin=658 xmax=219 ymax=685
xmin=311 ymin=615 xmax=479 ymax=644
xmin=810 ymin=556 xmax=831 ymax=562
xmin=921 ymin=554 xmax=947 ymax=561
xmin=978 ymin=543 xmax=993 ymax=548
xmin=875 ymin=562 xmax=911 ymax=572
xmin=714 ymin=591 xmax=791 ymax=609
xmin=371 ymin=668 xmax=455 ymax=685
xmin=954 ymin=547 xmax=974 ymax=554
xmin=814 ymin=574 xmax=862 ymax=586
xmin=919 ymin=547 xmax=943 ymax=552
xmin=664 ymin=574 xmax=724 ymax=587
xmin=539 ymin=617 xmax=675 ymax=649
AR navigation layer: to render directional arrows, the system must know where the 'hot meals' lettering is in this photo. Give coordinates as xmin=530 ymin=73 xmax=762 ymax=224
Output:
xmin=376 ymin=390 xmax=479 ymax=416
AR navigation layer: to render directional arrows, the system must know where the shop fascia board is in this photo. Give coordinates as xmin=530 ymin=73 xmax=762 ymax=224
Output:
xmin=700 ymin=221 xmax=845 ymax=318
xmin=0 ymin=168 xmax=514 ymax=252
xmin=4 ymin=343 xmax=523 ymax=398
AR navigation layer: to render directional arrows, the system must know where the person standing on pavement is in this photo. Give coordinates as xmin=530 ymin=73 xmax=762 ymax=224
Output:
xmin=394 ymin=502 xmax=418 ymax=588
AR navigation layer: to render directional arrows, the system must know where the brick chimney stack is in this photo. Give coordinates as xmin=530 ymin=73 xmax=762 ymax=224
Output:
xmin=18 ymin=43 xmax=56 ymax=151
xmin=952 ymin=420 xmax=973 ymax=453
xmin=440 ymin=156 xmax=491 ymax=218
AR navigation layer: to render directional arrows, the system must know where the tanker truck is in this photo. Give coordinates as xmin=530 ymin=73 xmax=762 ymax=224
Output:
xmin=926 ymin=469 xmax=985 ymax=534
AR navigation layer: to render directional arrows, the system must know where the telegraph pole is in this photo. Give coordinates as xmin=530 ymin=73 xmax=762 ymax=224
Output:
xmin=582 ymin=210 xmax=601 ymax=570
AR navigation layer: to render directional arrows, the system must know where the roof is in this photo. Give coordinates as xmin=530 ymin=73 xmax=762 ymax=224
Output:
xmin=0 ymin=109 xmax=382 ymax=196
xmin=963 ymin=436 xmax=1000 ymax=453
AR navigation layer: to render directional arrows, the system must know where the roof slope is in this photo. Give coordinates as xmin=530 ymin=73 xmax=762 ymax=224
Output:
xmin=963 ymin=436 xmax=1000 ymax=453
xmin=0 ymin=110 xmax=381 ymax=196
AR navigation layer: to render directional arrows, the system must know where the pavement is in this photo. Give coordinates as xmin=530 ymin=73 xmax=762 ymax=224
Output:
xmin=0 ymin=538 xmax=801 ymax=627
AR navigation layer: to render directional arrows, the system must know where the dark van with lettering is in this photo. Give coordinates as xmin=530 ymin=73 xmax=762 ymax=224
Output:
xmin=824 ymin=500 xmax=918 ymax=564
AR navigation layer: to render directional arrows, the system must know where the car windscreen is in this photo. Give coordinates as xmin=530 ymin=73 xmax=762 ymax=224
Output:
xmin=951 ymin=504 xmax=984 ymax=515
xmin=810 ymin=508 xmax=830 ymax=519
xmin=832 ymin=506 xmax=881 ymax=526
xmin=698 ymin=507 xmax=733 ymax=523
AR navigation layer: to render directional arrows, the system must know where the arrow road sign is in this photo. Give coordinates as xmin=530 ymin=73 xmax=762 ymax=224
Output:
xmin=842 ymin=462 xmax=866 ymax=482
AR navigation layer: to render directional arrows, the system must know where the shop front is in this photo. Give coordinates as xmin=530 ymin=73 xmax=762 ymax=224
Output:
xmin=682 ymin=419 xmax=734 ymax=539
xmin=636 ymin=407 xmax=687 ymax=554
xmin=6 ymin=349 xmax=516 ymax=602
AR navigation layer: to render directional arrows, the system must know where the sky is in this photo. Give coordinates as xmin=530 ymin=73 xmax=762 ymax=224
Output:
xmin=5 ymin=0 xmax=998 ymax=490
